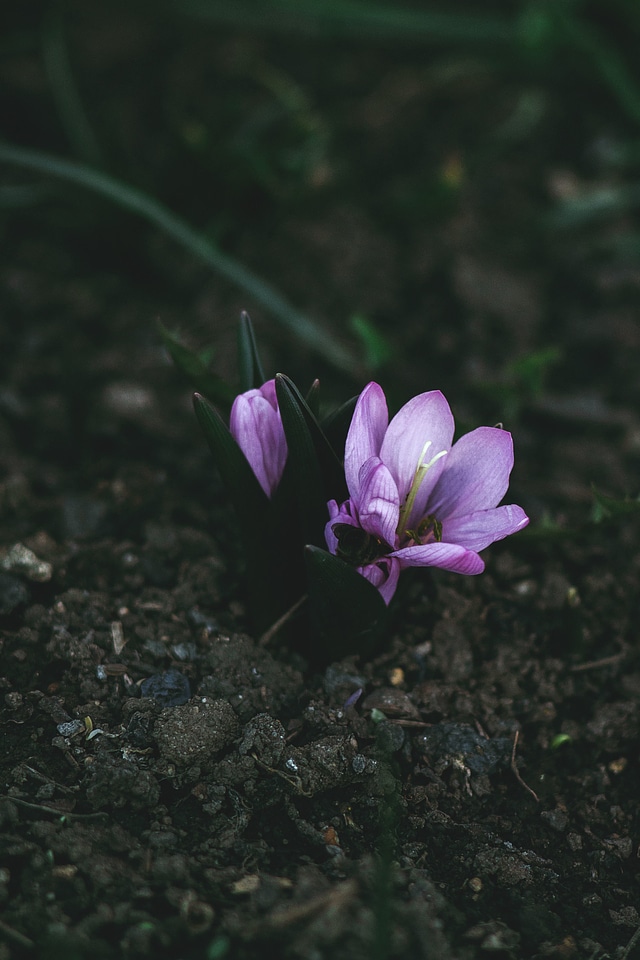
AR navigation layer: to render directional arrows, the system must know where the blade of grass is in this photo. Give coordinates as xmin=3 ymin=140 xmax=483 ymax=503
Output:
xmin=153 ymin=0 xmax=513 ymax=44
xmin=158 ymin=320 xmax=235 ymax=406
xmin=553 ymin=5 xmax=640 ymax=128
xmin=41 ymin=3 xmax=104 ymax=167
xmin=0 ymin=140 xmax=356 ymax=372
xmin=237 ymin=311 xmax=266 ymax=392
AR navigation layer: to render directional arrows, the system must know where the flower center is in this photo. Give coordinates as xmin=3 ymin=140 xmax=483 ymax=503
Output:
xmin=396 ymin=441 xmax=447 ymax=537
xmin=404 ymin=514 xmax=443 ymax=547
xmin=332 ymin=523 xmax=387 ymax=566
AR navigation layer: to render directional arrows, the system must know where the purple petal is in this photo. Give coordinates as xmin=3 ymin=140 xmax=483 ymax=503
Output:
xmin=441 ymin=504 xmax=529 ymax=552
xmin=257 ymin=378 xmax=278 ymax=409
xmin=360 ymin=557 xmax=401 ymax=605
xmin=324 ymin=499 xmax=358 ymax=555
xmin=356 ymin=457 xmax=399 ymax=546
xmin=391 ymin=541 xmax=485 ymax=575
xmin=345 ymin=382 xmax=388 ymax=501
xmin=230 ymin=392 xmax=286 ymax=497
xmin=380 ymin=391 xmax=454 ymax=509
xmin=427 ymin=427 xmax=514 ymax=520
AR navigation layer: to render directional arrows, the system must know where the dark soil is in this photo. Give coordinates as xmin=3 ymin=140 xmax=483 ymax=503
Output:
xmin=1 ymin=4 xmax=640 ymax=958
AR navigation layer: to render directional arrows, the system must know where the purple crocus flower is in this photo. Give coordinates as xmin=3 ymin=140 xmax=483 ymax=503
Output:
xmin=325 ymin=382 xmax=529 ymax=604
xmin=230 ymin=379 xmax=287 ymax=497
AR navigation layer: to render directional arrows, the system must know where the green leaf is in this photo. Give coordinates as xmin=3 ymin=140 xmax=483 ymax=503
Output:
xmin=275 ymin=374 xmax=347 ymax=545
xmin=304 ymin=546 xmax=388 ymax=661
xmin=159 ymin=321 xmax=235 ymax=406
xmin=192 ymin=392 xmax=269 ymax=525
xmin=591 ymin=487 xmax=640 ymax=523
xmin=237 ymin=310 xmax=266 ymax=392
xmin=305 ymin=378 xmax=321 ymax=419
xmin=348 ymin=313 xmax=393 ymax=370
xmin=320 ymin=395 xmax=357 ymax=458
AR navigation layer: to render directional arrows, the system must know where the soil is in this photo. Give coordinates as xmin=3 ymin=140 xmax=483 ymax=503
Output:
xmin=1 ymin=4 xmax=640 ymax=959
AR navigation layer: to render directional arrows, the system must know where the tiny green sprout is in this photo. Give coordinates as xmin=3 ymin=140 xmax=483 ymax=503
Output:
xmin=550 ymin=733 xmax=572 ymax=750
xmin=370 ymin=708 xmax=387 ymax=723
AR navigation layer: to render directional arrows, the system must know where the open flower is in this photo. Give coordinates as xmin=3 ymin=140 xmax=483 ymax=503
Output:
xmin=325 ymin=382 xmax=529 ymax=603
xmin=230 ymin=379 xmax=287 ymax=497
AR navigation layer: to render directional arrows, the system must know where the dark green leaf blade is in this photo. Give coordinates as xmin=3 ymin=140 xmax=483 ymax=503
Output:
xmin=276 ymin=374 xmax=347 ymax=492
xmin=304 ymin=545 xmax=388 ymax=662
xmin=192 ymin=392 xmax=269 ymax=522
xmin=159 ymin=321 xmax=234 ymax=406
xmin=276 ymin=374 xmax=347 ymax=546
xmin=305 ymin=379 xmax=321 ymax=419
xmin=320 ymin=395 xmax=357 ymax=458
xmin=237 ymin=310 xmax=266 ymax=392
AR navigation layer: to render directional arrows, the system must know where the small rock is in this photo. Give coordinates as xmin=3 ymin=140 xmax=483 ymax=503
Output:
xmin=0 ymin=574 xmax=29 ymax=615
xmin=0 ymin=543 xmax=52 ymax=582
xmin=141 ymin=670 xmax=191 ymax=708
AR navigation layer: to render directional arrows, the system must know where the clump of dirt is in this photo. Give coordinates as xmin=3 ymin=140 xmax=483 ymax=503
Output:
xmin=2 ymin=6 xmax=640 ymax=958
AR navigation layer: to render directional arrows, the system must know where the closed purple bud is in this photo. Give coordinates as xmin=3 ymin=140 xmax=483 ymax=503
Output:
xmin=230 ymin=379 xmax=287 ymax=497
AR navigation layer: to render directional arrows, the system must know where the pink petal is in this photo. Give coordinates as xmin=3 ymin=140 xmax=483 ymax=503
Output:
xmin=427 ymin=427 xmax=514 ymax=520
xmin=441 ymin=504 xmax=529 ymax=552
xmin=391 ymin=541 xmax=485 ymax=575
xmin=345 ymin=382 xmax=388 ymax=500
xmin=324 ymin=499 xmax=357 ymax=555
xmin=258 ymin=378 xmax=278 ymax=409
xmin=356 ymin=457 xmax=399 ymax=546
xmin=380 ymin=391 xmax=454 ymax=508
xmin=230 ymin=393 xmax=286 ymax=497
xmin=360 ymin=557 xmax=401 ymax=605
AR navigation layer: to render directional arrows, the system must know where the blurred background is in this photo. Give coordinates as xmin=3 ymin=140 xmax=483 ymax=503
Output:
xmin=2 ymin=0 xmax=640 ymax=525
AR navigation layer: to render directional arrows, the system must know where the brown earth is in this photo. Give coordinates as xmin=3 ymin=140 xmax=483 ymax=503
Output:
xmin=1 ymin=4 xmax=640 ymax=958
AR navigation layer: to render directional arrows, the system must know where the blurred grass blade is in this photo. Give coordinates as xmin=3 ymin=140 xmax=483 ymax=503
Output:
xmin=548 ymin=184 xmax=640 ymax=229
xmin=304 ymin=545 xmax=387 ymax=661
xmin=237 ymin=311 xmax=266 ymax=392
xmin=552 ymin=5 xmax=640 ymax=128
xmin=159 ymin=321 xmax=235 ymax=406
xmin=41 ymin=4 xmax=104 ymax=167
xmin=157 ymin=0 xmax=513 ymax=44
xmin=349 ymin=313 xmax=393 ymax=370
xmin=0 ymin=140 xmax=355 ymax=372
xmin=591 ymin=487 xmax=640 ymax=523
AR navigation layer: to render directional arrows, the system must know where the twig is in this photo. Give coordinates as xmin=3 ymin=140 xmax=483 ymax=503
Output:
xmin=258 ymin=879 xmax=358 ymax=931
xmin=570 ymin=652 xmax=625 ymax=672
xmin=22 ymin=764 xmax=77 ymax=795
xmin=620 ymin=923 xmax=640 ymax=960
xmin=0 ymin=919 xmax=35 ymax=950
xmin=258 ymin=594 xmax=307 ymax=646
xmin=3 ymin=796 xmax=108 ymax=821
xmin=510 ymin=731 xmax=539 ymax=803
